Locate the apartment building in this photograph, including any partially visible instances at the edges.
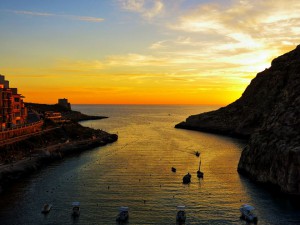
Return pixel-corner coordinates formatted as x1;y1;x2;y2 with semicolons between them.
0;74;27;129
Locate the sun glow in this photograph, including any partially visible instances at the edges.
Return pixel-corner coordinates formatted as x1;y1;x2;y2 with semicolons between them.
1;0;300;105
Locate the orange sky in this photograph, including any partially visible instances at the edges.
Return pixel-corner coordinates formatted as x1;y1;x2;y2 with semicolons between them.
1;0;299;105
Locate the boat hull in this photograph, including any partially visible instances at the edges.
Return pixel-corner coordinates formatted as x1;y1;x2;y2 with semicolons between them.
176;211;186;223
116;211;129;222
41;204;52;214
182;174;191;184
240;207;258;224
197;170;204;178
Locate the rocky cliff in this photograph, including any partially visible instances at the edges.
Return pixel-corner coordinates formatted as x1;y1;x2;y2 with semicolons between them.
175;45;300;194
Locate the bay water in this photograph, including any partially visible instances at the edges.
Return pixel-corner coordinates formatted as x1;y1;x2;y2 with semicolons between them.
0;105;299;225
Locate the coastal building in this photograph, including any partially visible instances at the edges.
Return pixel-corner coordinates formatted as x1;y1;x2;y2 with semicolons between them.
44;111;62;123
58;98;71;110
0;74;28;129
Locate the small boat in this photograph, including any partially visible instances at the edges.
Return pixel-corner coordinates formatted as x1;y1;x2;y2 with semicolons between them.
182;173;191;184
41;203;52;214
239;204;258;224
172;167;177;172
197;170;204;178
197;160;204;178
116;206;129;223
195;151;200;157
176;205;186;224
72;202;80;217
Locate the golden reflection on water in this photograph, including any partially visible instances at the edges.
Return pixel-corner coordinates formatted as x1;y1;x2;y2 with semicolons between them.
1;106;298;225
77;105;249;224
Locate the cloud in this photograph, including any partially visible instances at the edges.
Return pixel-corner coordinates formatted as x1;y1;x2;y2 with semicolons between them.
106;53;168;66
169;0;300;47
54;59;105;74
119;0;164;19
9;10;104;23
12;10;54;17
149;40;167;49
69;16;104;23
141;0;300;79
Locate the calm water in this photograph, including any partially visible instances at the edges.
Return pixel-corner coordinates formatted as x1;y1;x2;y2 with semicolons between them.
0;105;299;225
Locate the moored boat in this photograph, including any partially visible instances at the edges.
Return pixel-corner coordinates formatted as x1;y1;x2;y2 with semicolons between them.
197;160;204;178
116;206;129;223
72;202;80;217
176;205;186;224
182;173;191;184
41;203;52;214
197;170;204;178
240;204;258;224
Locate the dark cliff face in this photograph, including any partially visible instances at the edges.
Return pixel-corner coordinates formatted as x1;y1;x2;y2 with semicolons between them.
238;46;300;194
176;45;300;194
176;46;300;138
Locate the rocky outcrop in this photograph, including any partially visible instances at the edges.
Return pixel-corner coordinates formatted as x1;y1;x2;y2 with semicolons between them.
0;132;118;194
25;102;107;122
238;46;300;194
176;45;300;194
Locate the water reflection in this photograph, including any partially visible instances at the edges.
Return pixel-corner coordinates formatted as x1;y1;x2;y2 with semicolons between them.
0;105;299;225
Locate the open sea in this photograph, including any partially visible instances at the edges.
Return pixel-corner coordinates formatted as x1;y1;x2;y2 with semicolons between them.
0;104;299;225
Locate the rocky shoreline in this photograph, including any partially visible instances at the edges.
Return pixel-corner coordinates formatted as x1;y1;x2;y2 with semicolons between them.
25;102;108;122
0;133;117;194
175;45;300;195
0;104;118;194
0;134;118;193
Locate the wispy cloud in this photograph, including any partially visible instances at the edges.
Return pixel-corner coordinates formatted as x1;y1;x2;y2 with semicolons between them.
68;15;104;23
149;40;167;49
169;0;300;48
12;10;54;17
118;0;164;19
55;59;104;73
9;10;104;23
106;53;168;66
141;0;300;79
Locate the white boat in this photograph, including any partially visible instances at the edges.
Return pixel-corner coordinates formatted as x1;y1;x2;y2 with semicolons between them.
176;205;186;224
41;203;52;214
240;204;258;223
116;206;129;223
72;202;80;217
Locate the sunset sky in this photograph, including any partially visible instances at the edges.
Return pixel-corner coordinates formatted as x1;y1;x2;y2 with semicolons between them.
1;0;299;105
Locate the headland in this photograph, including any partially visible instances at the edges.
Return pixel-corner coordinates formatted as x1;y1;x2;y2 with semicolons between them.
175;45;300;195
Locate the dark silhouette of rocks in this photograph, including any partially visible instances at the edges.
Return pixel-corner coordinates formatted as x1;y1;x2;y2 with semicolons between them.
0;104;117;193
25;102;107;122
175;45;300;194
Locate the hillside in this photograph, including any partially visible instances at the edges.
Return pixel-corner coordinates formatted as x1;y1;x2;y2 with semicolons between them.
175;45;300;194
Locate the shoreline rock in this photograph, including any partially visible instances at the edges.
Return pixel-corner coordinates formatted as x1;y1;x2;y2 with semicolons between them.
0;104;117;194
25;102;108;122
175;45;300;195
0;133;118;194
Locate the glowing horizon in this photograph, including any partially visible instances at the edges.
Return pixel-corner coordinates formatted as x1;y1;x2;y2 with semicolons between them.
1;0;299;105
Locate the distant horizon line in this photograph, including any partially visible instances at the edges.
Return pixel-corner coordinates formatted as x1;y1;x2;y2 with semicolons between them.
25;102;224;107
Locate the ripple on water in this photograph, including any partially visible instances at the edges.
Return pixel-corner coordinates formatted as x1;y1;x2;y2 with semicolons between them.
0;105;299;225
